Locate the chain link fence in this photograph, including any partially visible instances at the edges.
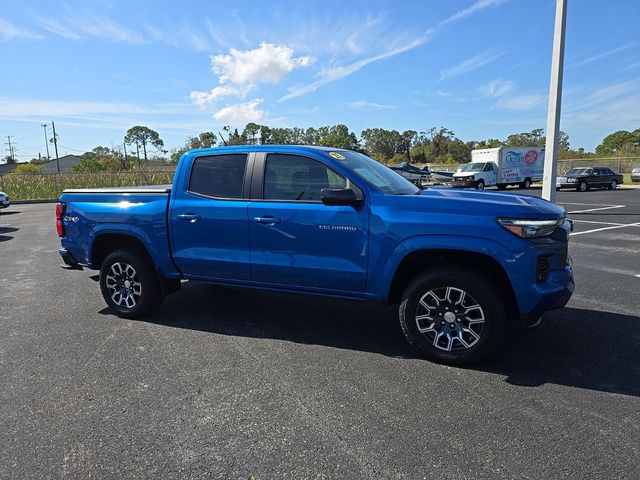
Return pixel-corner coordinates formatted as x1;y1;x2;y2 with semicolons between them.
0;170;176;201
424;157;640;174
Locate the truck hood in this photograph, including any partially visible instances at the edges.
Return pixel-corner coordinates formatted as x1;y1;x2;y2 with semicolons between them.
389;188;566;219
452;172;475;178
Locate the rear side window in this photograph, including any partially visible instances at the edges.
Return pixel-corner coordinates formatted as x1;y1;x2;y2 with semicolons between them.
263;154;346;201
189;154;247;199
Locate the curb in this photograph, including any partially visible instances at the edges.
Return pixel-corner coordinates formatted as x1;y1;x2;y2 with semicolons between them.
12;199;58;204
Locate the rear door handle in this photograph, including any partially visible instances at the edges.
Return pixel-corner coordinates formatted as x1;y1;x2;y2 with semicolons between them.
178;213;201;223
253;216;281;225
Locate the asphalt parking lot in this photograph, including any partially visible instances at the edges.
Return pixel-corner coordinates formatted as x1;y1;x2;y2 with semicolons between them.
1;188;639;479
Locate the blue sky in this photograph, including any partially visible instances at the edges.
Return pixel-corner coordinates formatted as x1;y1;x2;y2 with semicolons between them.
1;0;639;161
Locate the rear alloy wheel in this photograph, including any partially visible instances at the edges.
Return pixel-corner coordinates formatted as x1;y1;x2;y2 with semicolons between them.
475;180;485;191
99;248;164;318
578;180;589;192
609;179;618;190
399;267;506;365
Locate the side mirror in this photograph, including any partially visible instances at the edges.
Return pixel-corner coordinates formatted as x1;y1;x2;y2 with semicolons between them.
320;188;363;207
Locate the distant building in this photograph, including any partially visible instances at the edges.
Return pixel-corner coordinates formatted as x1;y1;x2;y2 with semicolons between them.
0;163;17;176
41;155;82;173
0;154;83;176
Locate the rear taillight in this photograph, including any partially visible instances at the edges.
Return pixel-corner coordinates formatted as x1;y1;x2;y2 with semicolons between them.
56;202;65;237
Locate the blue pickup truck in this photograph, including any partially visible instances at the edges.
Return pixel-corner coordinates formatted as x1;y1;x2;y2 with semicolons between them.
57;146;574;364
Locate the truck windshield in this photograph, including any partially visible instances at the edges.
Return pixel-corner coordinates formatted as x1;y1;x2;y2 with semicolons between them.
461;163;485;172
330;151;420;195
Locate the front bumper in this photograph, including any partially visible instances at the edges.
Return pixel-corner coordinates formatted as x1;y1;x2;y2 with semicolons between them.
517;265;574;328
452;179;478;188
631;173;640;182
0;201;9;209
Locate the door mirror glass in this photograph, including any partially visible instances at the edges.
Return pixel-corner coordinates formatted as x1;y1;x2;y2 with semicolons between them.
321;188;363;207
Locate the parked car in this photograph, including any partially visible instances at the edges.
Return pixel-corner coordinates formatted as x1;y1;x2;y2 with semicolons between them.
389;162;430;186
57;145;573;365
556;166;623;192
0;191;9;209
631;166;640;182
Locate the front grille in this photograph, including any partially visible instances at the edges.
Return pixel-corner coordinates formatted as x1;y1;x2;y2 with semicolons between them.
536;256;550;283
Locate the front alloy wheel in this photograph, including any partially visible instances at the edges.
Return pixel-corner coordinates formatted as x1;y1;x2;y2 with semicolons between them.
398;266;506;365
578;180;588;192
415;286;485;351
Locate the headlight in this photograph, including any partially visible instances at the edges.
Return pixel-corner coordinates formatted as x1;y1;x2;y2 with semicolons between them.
497;218;564;238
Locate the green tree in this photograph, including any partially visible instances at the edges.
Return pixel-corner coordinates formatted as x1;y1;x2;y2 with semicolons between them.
125;126;165;161
315;124;360;150
595;130;639;155
170;132;217;164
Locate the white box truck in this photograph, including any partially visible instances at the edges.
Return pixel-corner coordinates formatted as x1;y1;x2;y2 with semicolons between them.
452;147;544;190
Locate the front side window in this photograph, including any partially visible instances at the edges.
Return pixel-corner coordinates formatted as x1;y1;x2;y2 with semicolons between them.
264;154;347;201
189;154;247;198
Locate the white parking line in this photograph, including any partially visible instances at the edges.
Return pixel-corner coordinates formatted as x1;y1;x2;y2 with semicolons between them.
566;205;625;214
570;219;625;226
570;222;640;236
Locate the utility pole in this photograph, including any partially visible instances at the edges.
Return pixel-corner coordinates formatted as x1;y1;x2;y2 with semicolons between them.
51;121;60;173
5;136;16;163
41;123;51;160
541;0;568;202
123;140;128;169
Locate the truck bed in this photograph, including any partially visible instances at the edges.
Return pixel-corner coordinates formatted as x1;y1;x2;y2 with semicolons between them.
62;184;171;194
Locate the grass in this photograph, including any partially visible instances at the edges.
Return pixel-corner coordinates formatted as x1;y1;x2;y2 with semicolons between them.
0;171;175;201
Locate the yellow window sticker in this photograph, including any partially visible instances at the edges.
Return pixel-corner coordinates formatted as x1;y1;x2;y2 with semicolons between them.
328;152;345;160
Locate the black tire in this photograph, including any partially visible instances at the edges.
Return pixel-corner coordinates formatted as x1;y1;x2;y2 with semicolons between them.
497;184;507;190
475;180;485;190
556;186;561;192
519;178;532;189
398;266;507;365
609;179;618;190
99;248;164;319
577;180;588;192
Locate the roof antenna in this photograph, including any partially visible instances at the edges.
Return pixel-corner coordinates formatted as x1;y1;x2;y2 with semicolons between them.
217;131;228;146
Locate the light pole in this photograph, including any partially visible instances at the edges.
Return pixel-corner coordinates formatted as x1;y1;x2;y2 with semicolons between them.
541;0;568;202
41;123;51;160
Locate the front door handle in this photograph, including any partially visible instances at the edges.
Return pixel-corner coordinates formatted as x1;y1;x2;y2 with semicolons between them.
253;216;281;225
178;213;201;223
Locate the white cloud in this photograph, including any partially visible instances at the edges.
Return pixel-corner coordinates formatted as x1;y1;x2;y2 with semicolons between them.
35;16;81;40
479;79;515;97
0;97;194;117
565;81;638;113
347;101;394;110
440;0;508;25
37;13;146;44
191;43;314;109
190;84;255;107
212;42;314;85
0;17;43;41
497;94;546;111
570;41;640;67
146;24;211;52
280;32;434;101
213;99;265;124
279;0;510;102
440;49;504;80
